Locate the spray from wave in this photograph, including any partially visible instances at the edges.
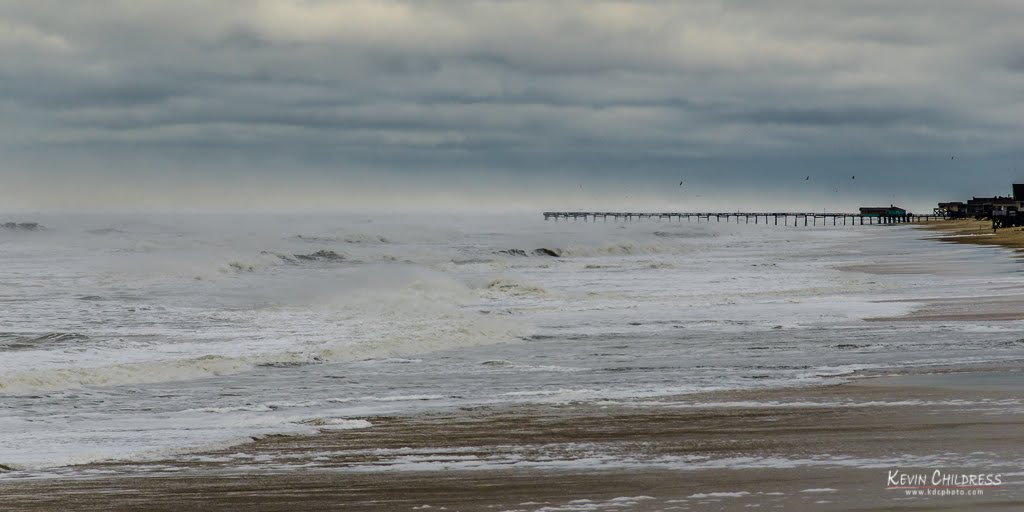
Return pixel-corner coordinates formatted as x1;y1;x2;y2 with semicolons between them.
0;264;524;395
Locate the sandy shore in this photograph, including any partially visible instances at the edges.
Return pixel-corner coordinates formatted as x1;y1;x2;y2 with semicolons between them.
917;219;1024;252
2;370;1022;511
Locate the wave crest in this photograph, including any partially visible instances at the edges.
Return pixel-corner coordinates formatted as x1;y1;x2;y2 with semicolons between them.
2;222;42;231
496;241;680;259
479;278;547;296
497;248;562;257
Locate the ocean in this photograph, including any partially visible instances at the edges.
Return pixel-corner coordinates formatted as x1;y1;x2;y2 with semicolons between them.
2;213;1022;476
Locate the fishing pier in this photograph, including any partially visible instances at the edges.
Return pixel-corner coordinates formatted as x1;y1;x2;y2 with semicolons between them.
542;212;947;226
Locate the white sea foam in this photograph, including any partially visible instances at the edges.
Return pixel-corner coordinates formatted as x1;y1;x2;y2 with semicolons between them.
0;265;523;395
309;419;373;430
218;451;998;475
189;404;275;413
364;394;447;402
688;492;750;498
0;356;255;395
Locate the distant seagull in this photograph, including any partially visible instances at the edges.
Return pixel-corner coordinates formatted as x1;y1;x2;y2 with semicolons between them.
805;176;810;180
679;181;684;186
951;156;955;160
851;175;855;180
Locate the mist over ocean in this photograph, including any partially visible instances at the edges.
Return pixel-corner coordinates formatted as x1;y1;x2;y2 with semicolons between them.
2;213;1023;475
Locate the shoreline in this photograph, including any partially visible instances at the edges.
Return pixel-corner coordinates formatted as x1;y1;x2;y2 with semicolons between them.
916;219;1024;253
2;368;1022;511
852;219;1024;322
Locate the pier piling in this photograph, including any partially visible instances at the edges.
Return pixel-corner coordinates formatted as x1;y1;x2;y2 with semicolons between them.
542;211;946;225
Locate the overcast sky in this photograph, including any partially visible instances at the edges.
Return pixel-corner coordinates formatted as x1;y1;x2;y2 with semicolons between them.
2;1;1023;211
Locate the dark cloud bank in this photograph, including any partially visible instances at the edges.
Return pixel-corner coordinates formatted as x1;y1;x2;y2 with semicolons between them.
1;1;1022;211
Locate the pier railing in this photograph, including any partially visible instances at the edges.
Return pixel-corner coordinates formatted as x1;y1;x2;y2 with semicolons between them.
542;212;947;226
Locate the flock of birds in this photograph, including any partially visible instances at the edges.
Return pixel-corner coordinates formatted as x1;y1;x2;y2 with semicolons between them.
579;156;966;204
673;174;858;195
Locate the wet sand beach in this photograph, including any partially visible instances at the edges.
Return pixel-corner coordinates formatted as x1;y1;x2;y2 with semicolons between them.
918;219;1024;252
3;370;1022;511
855;220;1024;322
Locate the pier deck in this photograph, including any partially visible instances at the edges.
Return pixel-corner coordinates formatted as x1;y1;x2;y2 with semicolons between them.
543;212;946;226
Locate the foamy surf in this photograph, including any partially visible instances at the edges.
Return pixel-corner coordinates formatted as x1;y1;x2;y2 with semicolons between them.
2;213;1023;474
0;303;522;395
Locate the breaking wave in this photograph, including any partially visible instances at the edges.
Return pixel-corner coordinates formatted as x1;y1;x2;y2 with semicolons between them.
476;278;547;296
30;332;89;343
293;250;345;261
2;222;42;231
221;249;349;273
260;249;347;263
0;332;89;351
86;227;126;235
498;248;563;257
0;267;524;395
295;234;392;244
496;241;682;259
0;355;255;395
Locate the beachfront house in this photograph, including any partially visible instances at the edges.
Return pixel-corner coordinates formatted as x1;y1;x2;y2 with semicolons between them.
936;202;967;218
966;196;1016;219
992;204;1018;217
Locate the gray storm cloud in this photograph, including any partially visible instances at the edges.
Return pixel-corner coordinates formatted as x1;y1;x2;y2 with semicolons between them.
1;1;1022;211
